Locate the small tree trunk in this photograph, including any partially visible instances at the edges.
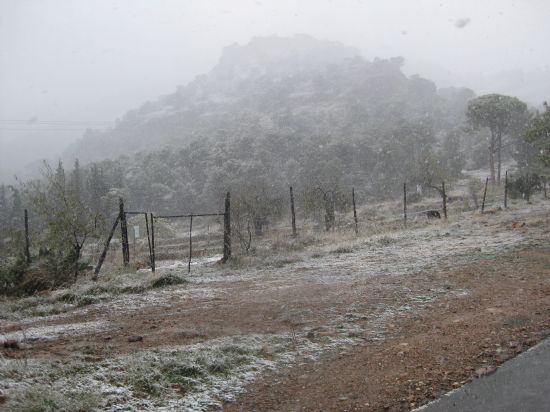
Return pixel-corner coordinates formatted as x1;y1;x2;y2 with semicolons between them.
324;193;335;231
481;177;489;213
497;131;502;185
352;188;358;235
403;183;407;225
74;244;81;278
119;198;129;266
150;213;156;272
222;192;231;263
188;214;193;273
489;131;496;184
94;216;120;278
442;181;447;219
144;213;153;271
290;186;297;237
504;170;508;208
24;209;31;265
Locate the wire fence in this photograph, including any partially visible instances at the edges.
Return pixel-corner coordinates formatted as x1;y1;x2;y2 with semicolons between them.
5;171;545;276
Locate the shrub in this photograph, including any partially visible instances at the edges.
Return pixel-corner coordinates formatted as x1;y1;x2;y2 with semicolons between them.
5;385;100;412
508;174;541;201
0;256;27;295
149;273;187;289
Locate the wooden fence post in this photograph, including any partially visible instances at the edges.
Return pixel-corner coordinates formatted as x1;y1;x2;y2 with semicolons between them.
442;181;447;219
290;186;297;238
144;213;153;271
222;192;231;263
24;209;31;265
504;170;508;208
403;183;407;225
150;212;156;272
93;216;120;279
119;198;130;266
188;214;193;273
352;187;358;235
481;177;489;213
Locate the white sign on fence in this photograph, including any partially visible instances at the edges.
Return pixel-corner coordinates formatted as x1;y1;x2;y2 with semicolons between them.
133;225;140;239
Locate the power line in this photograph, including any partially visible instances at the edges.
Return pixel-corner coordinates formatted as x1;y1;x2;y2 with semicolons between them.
0;119;114;125
0;128;93;132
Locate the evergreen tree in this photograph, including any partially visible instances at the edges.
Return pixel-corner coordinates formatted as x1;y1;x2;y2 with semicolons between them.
87;163;107;214
69;159;83;203
55;160;66;189
8;185;23;227
0;184;7;229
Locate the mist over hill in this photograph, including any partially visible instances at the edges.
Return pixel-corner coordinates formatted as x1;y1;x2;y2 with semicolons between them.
48;35;493;218
64;35;472;165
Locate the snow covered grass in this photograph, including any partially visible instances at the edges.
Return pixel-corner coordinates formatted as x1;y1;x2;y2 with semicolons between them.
1;193;547;409
0;271;188;322
0;281;474;411
0;332;357;411
4;385;100;412
0;321;112;344
2;190;546;328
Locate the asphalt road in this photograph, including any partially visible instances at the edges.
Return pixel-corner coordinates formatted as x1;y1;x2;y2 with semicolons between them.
418;338;550;412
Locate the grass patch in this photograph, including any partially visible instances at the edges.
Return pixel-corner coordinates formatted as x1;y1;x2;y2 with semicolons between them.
331;246;354;254
149;273;187;289
377;236;397;246
270;256;302;268
5;385;100;412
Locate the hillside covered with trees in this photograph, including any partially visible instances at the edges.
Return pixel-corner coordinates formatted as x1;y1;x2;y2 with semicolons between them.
1;35;547;288
58;35;482;212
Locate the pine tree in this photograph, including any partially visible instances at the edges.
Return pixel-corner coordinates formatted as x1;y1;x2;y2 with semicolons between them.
8;185;23;227
55;160;66;189
0;184;7;228
70;159;83;203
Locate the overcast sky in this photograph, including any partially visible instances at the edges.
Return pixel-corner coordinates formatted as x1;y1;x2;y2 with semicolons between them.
1;0;549;177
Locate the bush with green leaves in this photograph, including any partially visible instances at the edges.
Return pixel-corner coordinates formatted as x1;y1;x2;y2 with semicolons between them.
26;161;104;279
0;255;27;295
507;174;542;201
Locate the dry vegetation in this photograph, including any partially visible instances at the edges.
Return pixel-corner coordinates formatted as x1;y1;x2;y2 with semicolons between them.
1;179;549;411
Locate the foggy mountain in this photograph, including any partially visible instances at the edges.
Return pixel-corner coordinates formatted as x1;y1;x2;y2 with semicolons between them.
64;35;472;165
3;5;550;408
51;35;487;217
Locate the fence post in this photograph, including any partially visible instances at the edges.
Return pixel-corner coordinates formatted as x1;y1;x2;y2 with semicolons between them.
403;183;407;225
352;187;358;235
504;170;508;208
24;209;31;265
290;186;297;238
188;214;193;273
119;198;130;266
93;216;120;279
222;192;231;263
481;177;489;213
150;212;156;272
144;213;153;271
442;181;447;219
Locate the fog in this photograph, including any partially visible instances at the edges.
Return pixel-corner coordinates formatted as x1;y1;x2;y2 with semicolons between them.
1;0;549;181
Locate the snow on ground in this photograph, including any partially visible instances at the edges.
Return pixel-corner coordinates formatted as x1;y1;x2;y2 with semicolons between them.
1;333;357;411
0;320;112;344
1;194;548;410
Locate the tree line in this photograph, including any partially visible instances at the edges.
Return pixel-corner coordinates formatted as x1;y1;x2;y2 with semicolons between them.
1;94;549;295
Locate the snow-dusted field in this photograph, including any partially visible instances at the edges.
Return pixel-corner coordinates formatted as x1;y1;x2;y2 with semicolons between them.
1;193;548;411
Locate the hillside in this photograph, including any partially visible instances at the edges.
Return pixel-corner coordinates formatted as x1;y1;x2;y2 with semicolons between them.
64;35;473;165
